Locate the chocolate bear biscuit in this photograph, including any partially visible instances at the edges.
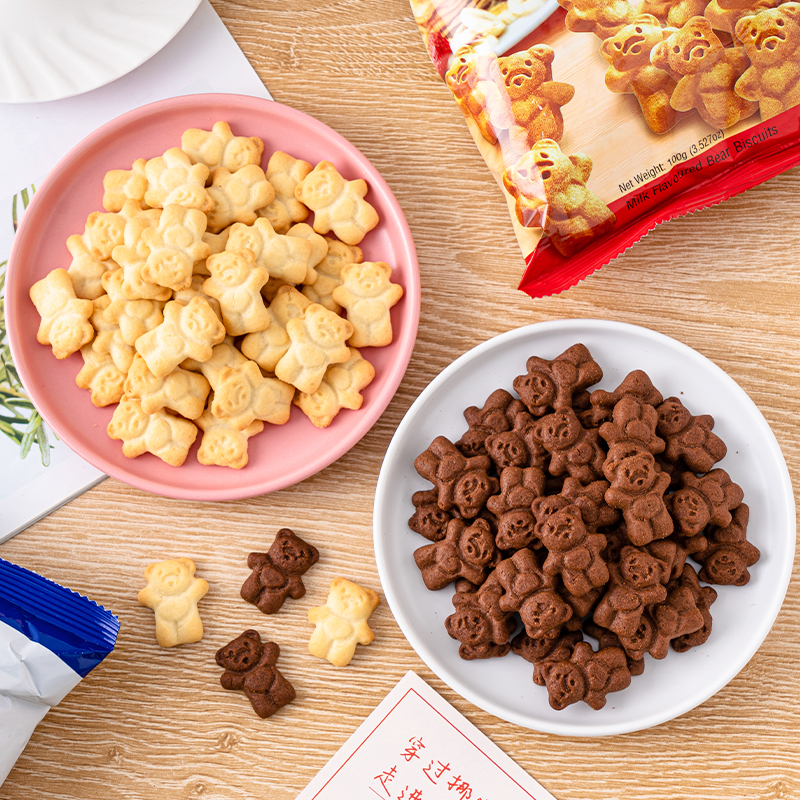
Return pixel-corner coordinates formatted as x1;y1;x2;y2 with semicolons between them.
696;502;760;585
503;141;616;257
670;564;718;652
650;16;758;129
599;395;665;455
495;548;558;613
540;641;632;710
600;14;680;134
583;370;664;428
669;469;744;537
408;489;452;542
513;343;604;416
414;518;498;590
582;619;645;676
656;396;727;473
216;630;296;718
457;388;526;457
414;435;499;517
240;529;320;615
530;629;585;685
647;582;705;658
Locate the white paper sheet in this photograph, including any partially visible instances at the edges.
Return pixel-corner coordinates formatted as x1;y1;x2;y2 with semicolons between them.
297;671;558;800
0;0;271;544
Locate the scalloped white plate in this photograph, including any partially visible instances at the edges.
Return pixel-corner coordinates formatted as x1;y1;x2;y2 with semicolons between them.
374;320;795;736
0;0;201;103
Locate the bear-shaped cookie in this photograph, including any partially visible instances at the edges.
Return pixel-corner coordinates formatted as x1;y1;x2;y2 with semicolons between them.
137;557;209;647
650;16;758;129
557;0;638;38
294;161;379;246
206;164;275;233
258;150;313;233
503;140;616;257
638;0;709;28
215;630;296;718
735;3;800;122
196;408;263;469
308;577;380;666
144;147;213;213
181;121;265;174
600;14;680;133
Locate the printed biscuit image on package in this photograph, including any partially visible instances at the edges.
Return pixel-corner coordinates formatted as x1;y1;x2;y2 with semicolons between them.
411;0;800;297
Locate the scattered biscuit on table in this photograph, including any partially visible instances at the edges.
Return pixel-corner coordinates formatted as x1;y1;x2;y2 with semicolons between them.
137;557;209;647
308;577;380;666
216;630;296;718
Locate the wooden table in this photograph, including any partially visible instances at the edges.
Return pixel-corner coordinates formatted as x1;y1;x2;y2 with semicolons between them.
3;2;800;798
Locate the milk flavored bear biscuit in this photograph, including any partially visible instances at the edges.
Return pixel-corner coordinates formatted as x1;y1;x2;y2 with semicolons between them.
108;396;199;465
275;303;355;394
637;0;709;28
704;0;778;34
75;345;127;407
600;14;680;133
124;353;211;419
90;295;135;373
225;218;312;285
308;577;380;666
30;269;95;359
181;121;264;174
202;249;271;336
103;298;165;346
206;165;275;233
294;161;379;245
259;151;313;233
735;3;800;120
286;222;328;285
301;237;363;313
557;0;638;38
650;17;758;129
138;557;209;647
183;340;249;387
66;234;115;301
503;140;616;257
293;347;375;428
240;285;312;372
488;44;575;153
144;147;213;213
196;408;264;469
103;251;172;303
103;158;148;212
141;204;211;292
332;261;404;348
172;274;223;322
210;360;295;430
135;296;226;378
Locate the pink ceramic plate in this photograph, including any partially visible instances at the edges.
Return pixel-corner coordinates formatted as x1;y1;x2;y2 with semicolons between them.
6;94;420;501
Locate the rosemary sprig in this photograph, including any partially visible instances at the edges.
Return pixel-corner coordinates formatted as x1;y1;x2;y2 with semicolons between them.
0;184;52;466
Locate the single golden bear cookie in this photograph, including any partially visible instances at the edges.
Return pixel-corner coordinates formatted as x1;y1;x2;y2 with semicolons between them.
225;218;313;285
107;395;198;466
30;269;95;359
75;344;127;407
301;237;363;313
103;298;165;346
294;161;379;246
137;557;209;647
182;340;249;387
141;204;211;292
275;303;355;394
171;274;223;322
124;353;211;420
103;158;148;212
144;147;213;213
704;0;778;35
637;0;709;28
206;165;275;234
181;121;265;174
331;261;403;348
90;295;135;374
259;150;313;233
103;253;172;303
735;3;800;121
210;359;295;430
307;577;380;666
135;296;227;378
202;249;271;336
557;0;638;38
196;408;264;469
294;348;375;428
650;16;758;129
503;140;616;257
240;285;312;372
66;233;114;301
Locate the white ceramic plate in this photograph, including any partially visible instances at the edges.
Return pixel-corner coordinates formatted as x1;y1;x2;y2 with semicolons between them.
373;320;795;736
0;0;201;103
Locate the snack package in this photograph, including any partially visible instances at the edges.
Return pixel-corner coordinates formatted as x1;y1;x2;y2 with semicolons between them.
0;557;119;786
411;0;800;297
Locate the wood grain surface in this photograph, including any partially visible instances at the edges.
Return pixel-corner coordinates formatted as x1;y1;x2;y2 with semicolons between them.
3;2;800;798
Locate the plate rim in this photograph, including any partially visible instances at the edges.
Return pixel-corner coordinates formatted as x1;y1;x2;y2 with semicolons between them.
373;318;796;736
5;92;420;500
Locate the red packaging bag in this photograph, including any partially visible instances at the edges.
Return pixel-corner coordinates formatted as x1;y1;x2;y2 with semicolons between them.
410;0;800;297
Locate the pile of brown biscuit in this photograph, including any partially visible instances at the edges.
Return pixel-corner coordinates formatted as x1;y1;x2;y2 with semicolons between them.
407;343;760;712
